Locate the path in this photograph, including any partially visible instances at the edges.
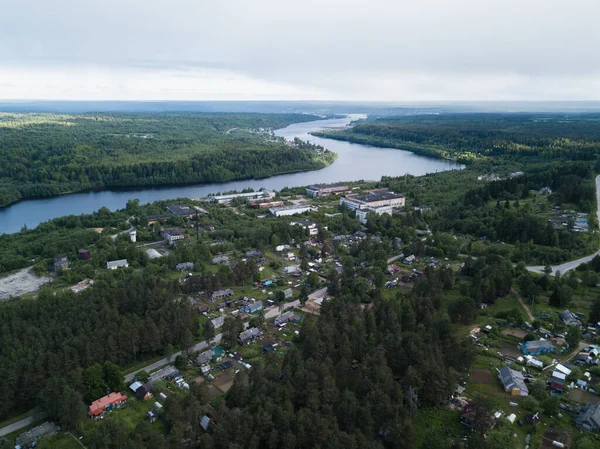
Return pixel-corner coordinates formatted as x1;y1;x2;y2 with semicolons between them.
542;341;587;371
124;333;222;382
512;288;534;322
527;175;600;276
0;416;34;437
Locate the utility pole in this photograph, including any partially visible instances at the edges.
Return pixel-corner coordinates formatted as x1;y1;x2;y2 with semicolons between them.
196;211;199;241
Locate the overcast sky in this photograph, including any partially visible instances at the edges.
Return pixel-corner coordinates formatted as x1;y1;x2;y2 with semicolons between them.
0;0;598;101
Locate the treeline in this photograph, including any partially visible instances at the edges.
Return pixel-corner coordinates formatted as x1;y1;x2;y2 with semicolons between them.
0;112;334;207
0;272;197;420
314;113;600;164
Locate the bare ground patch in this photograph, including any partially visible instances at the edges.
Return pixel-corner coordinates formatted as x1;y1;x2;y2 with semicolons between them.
499;341;522;358
501;328;528;339
0;267;52;300
471;369;494;384
568;389;600;403
540;427;571;449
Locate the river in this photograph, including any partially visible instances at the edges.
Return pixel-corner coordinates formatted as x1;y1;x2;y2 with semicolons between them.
0;115;462;234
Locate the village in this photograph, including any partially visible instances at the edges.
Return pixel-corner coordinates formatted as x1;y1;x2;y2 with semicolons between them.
4;180;600;449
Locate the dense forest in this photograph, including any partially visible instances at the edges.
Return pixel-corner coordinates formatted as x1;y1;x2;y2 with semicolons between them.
315;113;600;164
0;113;335;207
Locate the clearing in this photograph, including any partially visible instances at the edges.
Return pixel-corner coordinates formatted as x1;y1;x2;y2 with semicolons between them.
0;267;52;300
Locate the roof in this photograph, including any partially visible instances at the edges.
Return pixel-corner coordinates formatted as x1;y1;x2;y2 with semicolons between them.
166;205;192;216
239;327;263;341
560;309;579;326
88;392;128;416
106;259;128;268
551;371;567;381
275;310;300;325
554;364;572;376
576;403;600;429
129;381;143;392
498;366;528;394
211;315;225;329
306;183;348;190
16;422;59;448
196;349;214;365
148;365;179;383
353;190;405;204
524;339;554;351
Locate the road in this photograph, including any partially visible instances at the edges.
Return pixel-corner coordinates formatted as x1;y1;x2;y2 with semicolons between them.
124;333;222;382
542;341;588;371
511;288;534;322
527;175;600;276
0;416;34;437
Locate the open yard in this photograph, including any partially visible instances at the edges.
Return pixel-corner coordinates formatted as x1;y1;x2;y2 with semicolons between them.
0;267;52;300
500;341;523;358
502;328;528;339
568;388;600;404
471;368;495;385
540;427;572;449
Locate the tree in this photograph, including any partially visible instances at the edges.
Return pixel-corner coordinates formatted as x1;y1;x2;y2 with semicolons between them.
522;396;540;413
203;319;216;344
102;361;124;392
566;326;581;348
542;396;560;416
174;354;188;371
57;386;87;429
300;259;309;271
82;364;105;403
590;298;600;324
299;285;309;307
181;329;194;354
549;285;573;307
528;380;547;401
574;436;599;449
222;316;244;349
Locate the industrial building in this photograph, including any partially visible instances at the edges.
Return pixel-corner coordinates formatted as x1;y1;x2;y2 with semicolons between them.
355;205;395;224
305;183;349;197
210;191;269;204
269;205;312;217
340;190;405;211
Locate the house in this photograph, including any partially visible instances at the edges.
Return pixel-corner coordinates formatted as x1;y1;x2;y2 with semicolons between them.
176;262;195;271
88;392;128;418
305;183;348;197
554;364;572;377
212;255;230;265
269;205;312;217
200;415;211;431
211;315;225;329
148;366;180;383
284;288;293;299
275;244;291;252
212;346;224;361
403;255;417;265
106;259;129;270
209;289;234;302
15;422;60;449
246;250;262;258
340;190;405;211
575;403;600;431
240;301;263;314
238;327;264;345
78;249;91;260
196;349;214;366
54;255;69;272
129;381;143;393
520;339;554;355
161;229;185;245
284;265;299;274
274;311;301;327
526;358;543;369
498;366;529;396
146;410;159;423
290;219;319;236
136;382;153;401
560;309;580;327
549;371;567;392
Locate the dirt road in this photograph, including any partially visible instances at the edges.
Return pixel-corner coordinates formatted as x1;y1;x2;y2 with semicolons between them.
511;288;534;322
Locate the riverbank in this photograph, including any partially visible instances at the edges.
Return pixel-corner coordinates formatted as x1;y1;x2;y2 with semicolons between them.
312;129;474;164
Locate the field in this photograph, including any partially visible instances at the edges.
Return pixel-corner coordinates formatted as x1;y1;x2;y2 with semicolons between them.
471;368;495;385
567;389;600;404
539;427;572;449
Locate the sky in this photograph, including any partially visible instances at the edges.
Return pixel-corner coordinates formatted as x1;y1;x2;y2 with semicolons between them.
0;0;598;101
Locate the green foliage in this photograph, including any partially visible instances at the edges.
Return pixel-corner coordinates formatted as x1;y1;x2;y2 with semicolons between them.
0;112;333;207
566;326;582;348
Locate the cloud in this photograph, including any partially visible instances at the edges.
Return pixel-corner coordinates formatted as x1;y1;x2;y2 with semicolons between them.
0;0;598;100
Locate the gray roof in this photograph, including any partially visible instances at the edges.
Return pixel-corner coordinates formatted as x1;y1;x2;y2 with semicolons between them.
16;422;59;448
239;327;263;342
498;366;528;394
196;349;214;365
560;310;579;326
576;403;600;430
524;339;554;350
106;259;128;268
148;365;179;383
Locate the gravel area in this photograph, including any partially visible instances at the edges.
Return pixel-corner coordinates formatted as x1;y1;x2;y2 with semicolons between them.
0;267;52;300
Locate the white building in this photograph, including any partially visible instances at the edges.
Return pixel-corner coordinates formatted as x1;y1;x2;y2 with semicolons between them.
269;205;312;217
129;229;137;243
355;205;395;224
106;259;129;270
163;229;185;245
340;190;405;211
210;191;269;204
290;219;318;235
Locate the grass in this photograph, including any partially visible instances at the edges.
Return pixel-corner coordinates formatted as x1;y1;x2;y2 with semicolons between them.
412;407;464;447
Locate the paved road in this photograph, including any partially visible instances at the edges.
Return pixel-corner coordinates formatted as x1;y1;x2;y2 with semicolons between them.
124;333;222;382
527;175;600;276
0;416;34;437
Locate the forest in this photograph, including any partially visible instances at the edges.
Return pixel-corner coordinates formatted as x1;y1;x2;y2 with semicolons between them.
314;113;600;164
0;112;335;207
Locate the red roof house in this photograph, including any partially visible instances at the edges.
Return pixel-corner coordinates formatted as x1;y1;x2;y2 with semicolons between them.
88;392;128;418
